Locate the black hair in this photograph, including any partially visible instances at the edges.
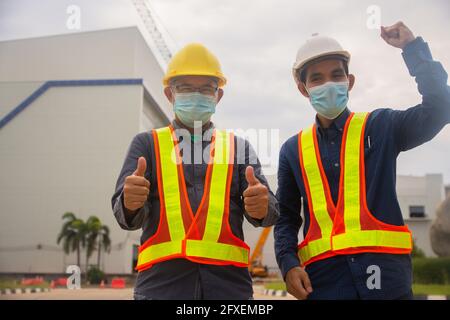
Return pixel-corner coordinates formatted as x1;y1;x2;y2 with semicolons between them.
299;56;349;84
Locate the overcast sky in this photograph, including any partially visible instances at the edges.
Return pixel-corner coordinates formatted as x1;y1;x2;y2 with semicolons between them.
1;0;449;183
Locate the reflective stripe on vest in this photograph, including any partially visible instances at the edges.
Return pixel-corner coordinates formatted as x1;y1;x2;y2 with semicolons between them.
298;112;412;266
298;125;333;263
136;127;185;266
185;129;248;264
136;126;249;271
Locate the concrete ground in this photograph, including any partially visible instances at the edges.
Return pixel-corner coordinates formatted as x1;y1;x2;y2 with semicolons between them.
0;287;295;300
1;288;134;300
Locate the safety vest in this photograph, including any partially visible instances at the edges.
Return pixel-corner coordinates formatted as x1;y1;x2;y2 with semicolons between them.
297;112;412;267
136;125;250;272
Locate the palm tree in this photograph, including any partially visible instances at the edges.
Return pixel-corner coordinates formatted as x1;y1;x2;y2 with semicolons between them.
85;216;98;272
58;213;112;276
57;212;87;268
96;224;111;268
85;216;111;269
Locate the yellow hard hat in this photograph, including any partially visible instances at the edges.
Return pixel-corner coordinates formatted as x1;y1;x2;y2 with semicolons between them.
163;43;227;87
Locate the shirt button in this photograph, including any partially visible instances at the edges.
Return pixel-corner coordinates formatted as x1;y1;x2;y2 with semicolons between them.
334;163;339;167
331;141;335;145
350;257;355;263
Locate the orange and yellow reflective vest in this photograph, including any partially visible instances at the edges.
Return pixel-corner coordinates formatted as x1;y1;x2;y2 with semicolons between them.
297;112;412;267
136;125;250;272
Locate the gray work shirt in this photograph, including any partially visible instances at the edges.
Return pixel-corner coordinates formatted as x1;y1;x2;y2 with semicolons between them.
111;120;279;299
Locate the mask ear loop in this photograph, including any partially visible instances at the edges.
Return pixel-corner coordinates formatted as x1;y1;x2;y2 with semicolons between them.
210;81;220;102
346;80;350;99
304;82;317;103
170;85;178;105
305;85;311;98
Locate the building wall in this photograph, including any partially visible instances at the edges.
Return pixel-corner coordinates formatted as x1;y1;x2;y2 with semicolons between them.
397;174;445;257
0;27;171;275
0;26;172;121
0;83;145;273
133;28;173;121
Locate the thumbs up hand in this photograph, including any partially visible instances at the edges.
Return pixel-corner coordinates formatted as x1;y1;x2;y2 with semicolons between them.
133;156;147;177
124;156;150;212
243;166;269;220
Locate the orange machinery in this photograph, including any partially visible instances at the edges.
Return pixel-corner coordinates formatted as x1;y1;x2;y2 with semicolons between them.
248;226;272;277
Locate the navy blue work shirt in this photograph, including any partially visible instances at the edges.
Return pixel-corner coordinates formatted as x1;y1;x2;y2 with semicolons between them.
274;37;450;299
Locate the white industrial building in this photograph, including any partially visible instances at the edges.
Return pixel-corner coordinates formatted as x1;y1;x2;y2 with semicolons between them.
396;173;445;257
0;26;172;275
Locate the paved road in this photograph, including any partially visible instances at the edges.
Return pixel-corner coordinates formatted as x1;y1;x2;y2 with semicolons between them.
1;288;134;300
0;287;295;300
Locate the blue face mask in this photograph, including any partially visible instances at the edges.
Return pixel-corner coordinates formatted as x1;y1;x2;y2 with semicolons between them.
307;81;349;120
173;92;217;128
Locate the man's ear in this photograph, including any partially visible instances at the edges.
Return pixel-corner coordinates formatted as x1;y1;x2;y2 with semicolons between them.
217;88;224;103
164;86;174;103
348;74;355;92
298;82;310;98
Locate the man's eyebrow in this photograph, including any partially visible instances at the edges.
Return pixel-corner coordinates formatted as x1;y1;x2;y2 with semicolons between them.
308;72;322;79
175;83;216;88
331;68;345;74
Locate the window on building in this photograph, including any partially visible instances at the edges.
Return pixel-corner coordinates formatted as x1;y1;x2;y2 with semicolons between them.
409;206;426;218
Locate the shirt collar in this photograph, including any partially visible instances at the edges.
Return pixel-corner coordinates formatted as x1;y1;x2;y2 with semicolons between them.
171;119;215;142
315;108;351;134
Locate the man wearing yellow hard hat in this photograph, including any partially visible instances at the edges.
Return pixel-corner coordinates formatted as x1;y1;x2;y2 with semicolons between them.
112;43;279;299
275;22;450;299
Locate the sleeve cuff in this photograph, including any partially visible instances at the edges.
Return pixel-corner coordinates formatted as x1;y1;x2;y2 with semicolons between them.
402;37;432;76
245;193;279;227
113;191;146;230
280;255;301;280
261;193;279;227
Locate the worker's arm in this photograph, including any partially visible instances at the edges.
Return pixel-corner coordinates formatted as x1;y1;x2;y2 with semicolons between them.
111;132;153;230
381;23;450;151
237;136;279;227
274;140;313;299
274;140;303;278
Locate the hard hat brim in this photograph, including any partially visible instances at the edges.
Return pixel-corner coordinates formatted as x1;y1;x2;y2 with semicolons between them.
292;51;351;84
293;50;351;71
163;72;227;87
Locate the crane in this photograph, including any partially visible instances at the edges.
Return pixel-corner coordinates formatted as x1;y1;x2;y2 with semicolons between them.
249;226;272;278
131;0;172;64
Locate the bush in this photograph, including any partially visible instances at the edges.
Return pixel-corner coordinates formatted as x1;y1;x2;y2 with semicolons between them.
411;238;425;258
87;266;106;284
413;258;450;284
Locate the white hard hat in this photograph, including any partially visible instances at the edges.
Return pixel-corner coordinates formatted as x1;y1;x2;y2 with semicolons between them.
292;34;351;85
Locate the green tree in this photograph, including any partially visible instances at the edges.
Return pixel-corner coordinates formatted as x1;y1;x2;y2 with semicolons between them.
96;223;111;268
58;213;111;276
85;216;111;269
57;212;87;267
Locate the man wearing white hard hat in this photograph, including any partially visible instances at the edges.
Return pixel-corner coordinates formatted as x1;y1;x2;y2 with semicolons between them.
274;22;450;299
